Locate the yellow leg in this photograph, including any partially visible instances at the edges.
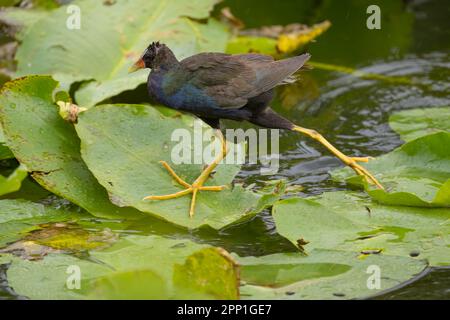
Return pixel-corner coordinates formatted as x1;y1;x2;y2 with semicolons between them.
143;129;229;217
292;126;384;189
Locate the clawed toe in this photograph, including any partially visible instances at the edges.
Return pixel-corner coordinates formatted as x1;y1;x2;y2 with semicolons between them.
351;156;374;163
143;160;227;217
347;160;384;190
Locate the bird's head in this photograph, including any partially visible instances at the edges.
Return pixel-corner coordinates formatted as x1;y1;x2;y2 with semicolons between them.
129;41;176;72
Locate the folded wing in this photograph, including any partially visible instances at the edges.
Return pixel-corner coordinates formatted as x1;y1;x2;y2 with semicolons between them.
180;52;311;108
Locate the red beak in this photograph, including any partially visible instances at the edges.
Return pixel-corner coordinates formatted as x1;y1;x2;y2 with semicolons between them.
128;58;145;73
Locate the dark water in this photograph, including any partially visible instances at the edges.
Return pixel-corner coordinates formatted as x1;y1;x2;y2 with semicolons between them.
0;0;449;300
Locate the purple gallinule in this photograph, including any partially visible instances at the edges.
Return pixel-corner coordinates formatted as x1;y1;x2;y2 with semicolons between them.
130;42;383;217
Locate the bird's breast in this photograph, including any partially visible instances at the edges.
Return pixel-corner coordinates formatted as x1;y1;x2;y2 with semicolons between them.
148;72;218;113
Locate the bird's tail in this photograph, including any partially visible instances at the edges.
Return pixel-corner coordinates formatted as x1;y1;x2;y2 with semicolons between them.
279;54;313;85
249;108;295;130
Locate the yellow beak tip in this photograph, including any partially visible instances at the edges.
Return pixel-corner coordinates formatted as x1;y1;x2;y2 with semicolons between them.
128;66;139;74
128;58;145;74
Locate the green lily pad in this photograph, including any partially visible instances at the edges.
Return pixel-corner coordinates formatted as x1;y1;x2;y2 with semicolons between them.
173;247;239;300
25;223;117;252
0;76;143;219
237;249;426;300
226;21;331;56
0;7;50;40
87;269;171;300
89;246;239;300
389;107;450;142
332;132;450;207
0;127;14;160
1;235;240;299
0;253;110;299
0;164;27;196
226;36;278;56
272;191;450;266
75;104;262;229
0;199;82;247
0;223;117;261
0;145;14;160
9;0;229;107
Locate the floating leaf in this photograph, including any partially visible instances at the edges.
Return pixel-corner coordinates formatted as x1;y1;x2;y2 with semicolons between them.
0;176;51;201
0;199;82;247
276;21;331;54
9;0;229;107
226;21;331;56
25;223;116;252
0;253;110;299
0;127;14;160
0;144;14;160
1;235;240;299
0;164;27;196
272;192;450;266
0;76;143;219
0;222;116;261
173;247;239;299
0;8;50;40
238;249;426;299
89;246;239;300
389;107;450;142
93;241;239;300
75;104;262;229
332;132;450;207
226;36;278;56
87;270;171;300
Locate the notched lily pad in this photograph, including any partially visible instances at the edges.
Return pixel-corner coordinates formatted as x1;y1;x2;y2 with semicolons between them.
173;247;240;300
1;235;241;299
75;104;266;229
237;249;426;299
332;132;450;208
272;191;450;266
389;107;450;142
0;75;144;219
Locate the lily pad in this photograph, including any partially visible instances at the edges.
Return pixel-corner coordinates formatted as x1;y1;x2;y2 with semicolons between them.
0;7;50;40
389;107;450;142
226;21;331;56
0;127;14;160
75;104;262;229
332;132;450;207
0;253;110;299
0;164;27;196
9;0;229;107
0;144;14;160
0;76;143;219
237;249;426;300
87;269;172;300
272;192;450;266
89;245;239;300
0;223;117;261
1;235;240;299
0;199;82;247
173;247;239;300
